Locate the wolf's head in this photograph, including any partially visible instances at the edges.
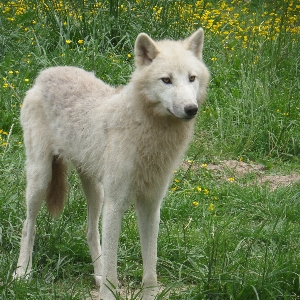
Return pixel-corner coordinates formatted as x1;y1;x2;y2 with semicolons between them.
132;28;210;120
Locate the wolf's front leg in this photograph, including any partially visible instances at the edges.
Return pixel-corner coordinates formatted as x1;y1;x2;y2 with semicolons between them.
136;199;161;300
80;174;104;286
99;200;124;300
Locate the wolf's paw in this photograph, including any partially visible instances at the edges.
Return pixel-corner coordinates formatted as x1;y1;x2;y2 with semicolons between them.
142;286;158;300
12;267;30;280
94;275;102;286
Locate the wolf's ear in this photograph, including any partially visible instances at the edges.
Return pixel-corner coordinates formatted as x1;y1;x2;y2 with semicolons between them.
184;28;204;60
134;33;160;67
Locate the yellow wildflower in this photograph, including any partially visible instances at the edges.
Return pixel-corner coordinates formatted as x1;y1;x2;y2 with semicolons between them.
204;189;209;195
208;203;214;211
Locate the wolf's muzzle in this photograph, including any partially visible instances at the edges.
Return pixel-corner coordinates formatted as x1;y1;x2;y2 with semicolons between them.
184;105;198;117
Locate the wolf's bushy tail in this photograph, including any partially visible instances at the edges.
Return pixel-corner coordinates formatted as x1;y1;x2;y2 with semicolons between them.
46;155;68;218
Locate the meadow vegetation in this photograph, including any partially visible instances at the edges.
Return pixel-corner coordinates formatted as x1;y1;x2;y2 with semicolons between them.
0;0;300;299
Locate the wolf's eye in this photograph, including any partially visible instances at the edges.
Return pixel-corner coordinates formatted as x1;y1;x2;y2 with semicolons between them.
161;78;172;84
189;75;196;82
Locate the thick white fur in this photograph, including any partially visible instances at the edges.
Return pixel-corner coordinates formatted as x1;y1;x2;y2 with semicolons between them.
14;29;210;299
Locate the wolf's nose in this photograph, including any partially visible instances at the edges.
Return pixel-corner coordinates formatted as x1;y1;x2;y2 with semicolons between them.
184;105;198;116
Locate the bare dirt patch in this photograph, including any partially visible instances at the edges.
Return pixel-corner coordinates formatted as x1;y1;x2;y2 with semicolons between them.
183;159;300;190
86;289;99;300
259;173;300;190
206;159;265;175
86;286;159;300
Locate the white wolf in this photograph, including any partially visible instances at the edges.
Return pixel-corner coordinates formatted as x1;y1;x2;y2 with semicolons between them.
14;28;209;299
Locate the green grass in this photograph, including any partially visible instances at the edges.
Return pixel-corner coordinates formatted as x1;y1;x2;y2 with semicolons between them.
1;0;300;299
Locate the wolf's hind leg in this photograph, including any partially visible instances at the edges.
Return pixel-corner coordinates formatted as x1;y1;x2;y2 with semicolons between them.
79;174;103;286
14;156;52;279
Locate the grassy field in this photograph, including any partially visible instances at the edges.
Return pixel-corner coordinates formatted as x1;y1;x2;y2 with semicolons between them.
1;0;300;299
